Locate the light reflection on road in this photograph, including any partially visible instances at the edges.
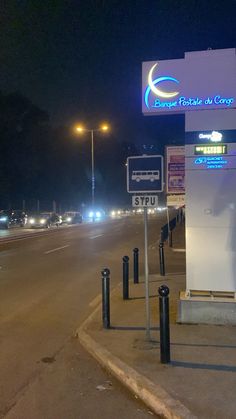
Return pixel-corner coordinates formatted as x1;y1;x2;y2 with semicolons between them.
0;227;53;239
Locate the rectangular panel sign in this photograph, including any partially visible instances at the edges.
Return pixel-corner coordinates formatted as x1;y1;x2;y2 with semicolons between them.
166;146;185;194
186;155;236;170
127;155;163;193
132;195;158;207
142;48;236;115
167;194;185;207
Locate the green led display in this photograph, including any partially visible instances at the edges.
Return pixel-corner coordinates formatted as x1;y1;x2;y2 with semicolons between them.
194;144;227;155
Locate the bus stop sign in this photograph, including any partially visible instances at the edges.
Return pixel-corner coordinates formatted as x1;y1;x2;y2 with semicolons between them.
127;155;163;193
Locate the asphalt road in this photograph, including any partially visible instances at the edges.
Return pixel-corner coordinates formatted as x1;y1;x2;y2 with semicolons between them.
0;214;169;418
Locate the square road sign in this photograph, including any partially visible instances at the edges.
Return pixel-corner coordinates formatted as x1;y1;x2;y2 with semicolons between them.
127;155;163;193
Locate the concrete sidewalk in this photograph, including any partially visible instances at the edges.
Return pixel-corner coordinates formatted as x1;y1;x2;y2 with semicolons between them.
77;226;236;418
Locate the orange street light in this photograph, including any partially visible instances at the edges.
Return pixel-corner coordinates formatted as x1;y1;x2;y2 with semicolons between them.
74;123;110;219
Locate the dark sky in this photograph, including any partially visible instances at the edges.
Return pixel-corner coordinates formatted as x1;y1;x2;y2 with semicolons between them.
1;0;236;146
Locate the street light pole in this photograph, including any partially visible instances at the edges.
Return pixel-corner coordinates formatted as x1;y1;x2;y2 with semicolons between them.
91;129;95;216
74;123;109;222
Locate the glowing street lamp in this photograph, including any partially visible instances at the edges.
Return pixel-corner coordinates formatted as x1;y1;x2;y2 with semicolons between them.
75;123;110;219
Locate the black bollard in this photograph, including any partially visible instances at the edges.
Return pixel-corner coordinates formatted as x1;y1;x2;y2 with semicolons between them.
158;285;170;364
160;227;164;243
133;248;139;284
102;268;110;329
159;242;165;276
169;230;173;248
123;256;129;300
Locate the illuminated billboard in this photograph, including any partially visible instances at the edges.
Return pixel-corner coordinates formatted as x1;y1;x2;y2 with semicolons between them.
142;48;236;115
166;146;185;194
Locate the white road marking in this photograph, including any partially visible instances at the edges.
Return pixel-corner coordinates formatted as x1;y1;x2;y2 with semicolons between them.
89;234;103;239
172;248;186;252
44;245;70;254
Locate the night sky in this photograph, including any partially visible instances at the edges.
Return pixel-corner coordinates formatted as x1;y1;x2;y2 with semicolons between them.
0;0;236;210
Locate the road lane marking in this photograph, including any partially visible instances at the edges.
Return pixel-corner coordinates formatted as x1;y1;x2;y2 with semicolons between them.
44;245;70;254
89;235;103;239
172;248;186;252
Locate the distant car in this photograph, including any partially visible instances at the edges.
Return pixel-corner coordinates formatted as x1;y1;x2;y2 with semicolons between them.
26;212;61;228
84;208;106;222
0;210;27;229
61;211;83;225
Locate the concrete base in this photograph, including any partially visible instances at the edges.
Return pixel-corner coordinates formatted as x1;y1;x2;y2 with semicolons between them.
177;291;236;325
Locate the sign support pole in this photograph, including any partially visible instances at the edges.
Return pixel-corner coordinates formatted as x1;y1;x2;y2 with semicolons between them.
144;206;150;340
166;206;170;246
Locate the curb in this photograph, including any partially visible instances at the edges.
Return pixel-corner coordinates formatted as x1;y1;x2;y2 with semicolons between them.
76;304;196;419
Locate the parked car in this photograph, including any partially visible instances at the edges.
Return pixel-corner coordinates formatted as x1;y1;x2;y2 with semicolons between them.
26;212;61;228
0;210;27;229
61;211;83;225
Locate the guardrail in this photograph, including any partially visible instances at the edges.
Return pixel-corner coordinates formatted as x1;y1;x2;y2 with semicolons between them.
160;216;177;245
159;212;183;275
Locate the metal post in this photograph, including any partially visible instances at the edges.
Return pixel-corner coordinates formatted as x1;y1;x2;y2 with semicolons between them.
166;207;171;246
133;248;139;284
169;230;173;248
144;207;150;340
158;285;170;364
123;256;129;300
159;241;165;276
102;268;110;329
91;130;95;221
180;208;183;224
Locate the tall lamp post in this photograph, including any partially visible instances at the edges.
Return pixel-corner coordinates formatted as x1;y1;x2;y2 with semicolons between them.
75;123;109;219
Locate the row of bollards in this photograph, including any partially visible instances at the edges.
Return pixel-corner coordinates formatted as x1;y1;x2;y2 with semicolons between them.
123;244;165;285
101;265;171;364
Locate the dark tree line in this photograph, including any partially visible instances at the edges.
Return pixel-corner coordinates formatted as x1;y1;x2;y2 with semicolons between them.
0;92;136;211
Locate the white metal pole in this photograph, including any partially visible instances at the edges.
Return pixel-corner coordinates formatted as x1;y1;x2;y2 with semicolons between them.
144;206;150;340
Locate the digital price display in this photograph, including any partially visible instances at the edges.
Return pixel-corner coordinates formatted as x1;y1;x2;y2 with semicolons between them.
194;144;227;155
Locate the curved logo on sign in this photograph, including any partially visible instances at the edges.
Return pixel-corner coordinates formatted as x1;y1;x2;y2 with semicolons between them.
144;63;180;109
195;157;207;165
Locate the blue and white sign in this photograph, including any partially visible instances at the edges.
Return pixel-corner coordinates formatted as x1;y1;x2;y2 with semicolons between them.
142;48;236;115
127;155;163;193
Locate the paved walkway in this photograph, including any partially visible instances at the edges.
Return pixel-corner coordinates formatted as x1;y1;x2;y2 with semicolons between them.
78;225;236;418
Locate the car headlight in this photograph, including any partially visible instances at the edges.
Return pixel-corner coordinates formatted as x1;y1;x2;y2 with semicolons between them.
66;217;72;222
0;217;7;222
96;211;101;218
110;211;116;217
88;211;94;218
40;219;46;224
29;218;35;224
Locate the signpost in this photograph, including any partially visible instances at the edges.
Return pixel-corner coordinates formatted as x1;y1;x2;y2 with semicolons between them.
128;155;163;340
